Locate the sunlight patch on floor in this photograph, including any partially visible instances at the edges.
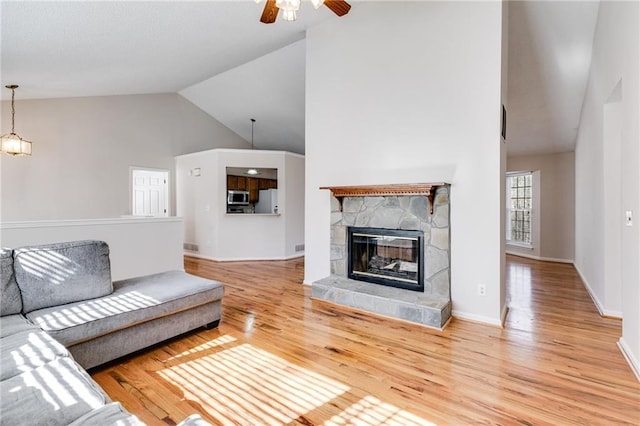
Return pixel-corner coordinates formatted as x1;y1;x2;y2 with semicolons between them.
507;263;533;309
167;334;237;360
158;342;349;425
506;262;536;334
325;395;436;426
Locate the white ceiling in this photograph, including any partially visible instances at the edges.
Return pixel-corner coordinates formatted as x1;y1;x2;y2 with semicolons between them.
180;39;306;154
1;1;600;157
506;1;599;156
0;1;334;99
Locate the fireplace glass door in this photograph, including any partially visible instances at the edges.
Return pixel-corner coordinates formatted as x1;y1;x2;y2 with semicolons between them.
348;227;424;291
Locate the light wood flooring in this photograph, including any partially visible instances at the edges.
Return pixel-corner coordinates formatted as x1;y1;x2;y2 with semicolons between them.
91;255;640;425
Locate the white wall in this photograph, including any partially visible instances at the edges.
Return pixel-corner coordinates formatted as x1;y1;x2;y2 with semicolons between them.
0;93;248;221
507;152;575;263
500;0;509;323
284;153;305;256
0;217;183;281
574;1;639;378
603;100;622;317
305;2;506;324
176;149;305;261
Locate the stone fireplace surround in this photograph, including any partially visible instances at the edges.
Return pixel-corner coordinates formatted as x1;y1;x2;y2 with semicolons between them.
312;183;451;329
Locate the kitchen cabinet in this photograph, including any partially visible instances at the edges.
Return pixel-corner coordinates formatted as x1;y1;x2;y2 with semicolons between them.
228;175;276;202
237;176;248;190
227;175;249;191
258;178;278;190
227;175;238;190
258;178;270;190
248;177;259;203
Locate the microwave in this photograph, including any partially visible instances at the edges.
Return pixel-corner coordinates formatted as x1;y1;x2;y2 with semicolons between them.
227;190;249;205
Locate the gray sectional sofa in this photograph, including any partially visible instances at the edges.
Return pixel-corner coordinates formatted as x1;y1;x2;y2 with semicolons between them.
0;240;223;425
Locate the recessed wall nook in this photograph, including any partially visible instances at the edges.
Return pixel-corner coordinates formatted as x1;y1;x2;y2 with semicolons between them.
312;183;451;329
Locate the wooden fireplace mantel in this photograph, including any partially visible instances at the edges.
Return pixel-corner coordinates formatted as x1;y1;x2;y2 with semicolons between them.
320;183;447;214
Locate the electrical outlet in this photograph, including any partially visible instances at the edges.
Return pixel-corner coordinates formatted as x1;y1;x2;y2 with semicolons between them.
478;284;486;296
625;210;633;227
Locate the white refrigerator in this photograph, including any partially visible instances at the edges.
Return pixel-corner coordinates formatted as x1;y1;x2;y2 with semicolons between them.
255;189;278;214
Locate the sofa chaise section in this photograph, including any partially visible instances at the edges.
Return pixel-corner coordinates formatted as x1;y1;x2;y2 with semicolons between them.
13;241;224;370
27;270;224;369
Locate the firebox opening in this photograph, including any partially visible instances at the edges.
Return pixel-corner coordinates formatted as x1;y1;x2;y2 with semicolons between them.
347;227;424;292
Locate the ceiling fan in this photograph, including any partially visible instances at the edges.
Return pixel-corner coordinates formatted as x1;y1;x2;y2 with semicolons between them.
259;0;351;24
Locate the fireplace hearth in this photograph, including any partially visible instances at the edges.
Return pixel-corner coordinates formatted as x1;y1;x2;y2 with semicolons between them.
313;183;452;329
348;227;424;291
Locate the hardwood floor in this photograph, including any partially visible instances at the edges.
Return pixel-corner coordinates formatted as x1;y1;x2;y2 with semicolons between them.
91;255;640;425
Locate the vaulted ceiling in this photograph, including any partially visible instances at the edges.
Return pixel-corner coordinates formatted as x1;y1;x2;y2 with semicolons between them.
1;1;599;156
506;1;599;156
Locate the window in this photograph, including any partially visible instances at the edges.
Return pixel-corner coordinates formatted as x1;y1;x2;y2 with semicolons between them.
506;172;532;245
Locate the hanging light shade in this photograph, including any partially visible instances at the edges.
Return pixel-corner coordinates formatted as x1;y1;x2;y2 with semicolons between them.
1;85;32;156
276;0;300;21
281;8;297;21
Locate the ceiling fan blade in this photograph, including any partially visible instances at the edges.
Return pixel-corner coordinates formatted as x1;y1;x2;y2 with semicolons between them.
324;0;351;17
260;0;279;24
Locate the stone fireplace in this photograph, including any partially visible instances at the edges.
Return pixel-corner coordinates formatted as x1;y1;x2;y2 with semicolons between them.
312;183;451;328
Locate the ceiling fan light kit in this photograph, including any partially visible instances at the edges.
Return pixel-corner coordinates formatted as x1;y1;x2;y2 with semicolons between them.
282;9;297;21
259;0;350;24
1;85;33;156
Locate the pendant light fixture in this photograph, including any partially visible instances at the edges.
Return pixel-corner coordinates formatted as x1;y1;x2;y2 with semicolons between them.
247;118;259;176
1;85;32;156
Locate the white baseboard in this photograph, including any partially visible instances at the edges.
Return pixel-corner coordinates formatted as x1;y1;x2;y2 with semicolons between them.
573;263;623;319
184;252;304;262
618;338;640;382
506;250;573;264
452;310;503;327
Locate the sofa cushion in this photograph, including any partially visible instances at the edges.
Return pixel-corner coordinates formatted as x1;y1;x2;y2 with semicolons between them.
26;271;224;347
0;326;70;381
1;248;22;315
0;356;108;425
13;240;113;313
68;402;144;426
0;314;39;339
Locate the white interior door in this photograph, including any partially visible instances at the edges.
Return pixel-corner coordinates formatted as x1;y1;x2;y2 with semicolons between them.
132;169;169;217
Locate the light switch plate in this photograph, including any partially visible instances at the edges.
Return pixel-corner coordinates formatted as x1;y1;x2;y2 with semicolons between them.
625;210;633;227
